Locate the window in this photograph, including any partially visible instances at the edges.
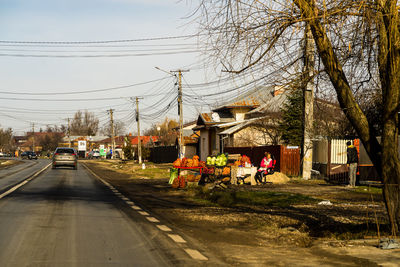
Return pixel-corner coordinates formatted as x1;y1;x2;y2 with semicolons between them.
56;148;75;154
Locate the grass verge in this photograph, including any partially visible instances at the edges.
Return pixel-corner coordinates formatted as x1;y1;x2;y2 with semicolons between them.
190;187;319;208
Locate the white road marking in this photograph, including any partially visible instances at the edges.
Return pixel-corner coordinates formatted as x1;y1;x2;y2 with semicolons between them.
138;211;149;216
184;249;208;261
121;197;129;201
167;234;186;243
0;163;51;200
146;217;160;223
126;201;134;205
83;163;208;261
156;225;172;232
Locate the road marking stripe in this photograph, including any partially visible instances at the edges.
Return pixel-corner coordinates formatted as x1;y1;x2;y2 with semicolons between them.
167;234;186;243
184;249;208;261
83;163;208;261
121;197;129;201
146;217;160;223
156;225;172;232
126;201;134;205
138;211;149;216
0;163;51;199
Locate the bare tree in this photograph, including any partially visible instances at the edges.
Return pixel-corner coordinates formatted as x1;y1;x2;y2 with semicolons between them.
196;0;400;233
144;118;179;146
70;110;99;136
0;127;14;153
100;120;126;137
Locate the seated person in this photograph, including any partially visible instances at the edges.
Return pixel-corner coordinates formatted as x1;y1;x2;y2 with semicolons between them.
255;152;273;184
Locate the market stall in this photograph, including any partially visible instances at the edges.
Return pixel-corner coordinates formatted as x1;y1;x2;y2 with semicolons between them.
169;153;257;188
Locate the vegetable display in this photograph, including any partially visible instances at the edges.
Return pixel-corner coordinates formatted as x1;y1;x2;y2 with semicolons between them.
206;153;228;166
173;156;205;168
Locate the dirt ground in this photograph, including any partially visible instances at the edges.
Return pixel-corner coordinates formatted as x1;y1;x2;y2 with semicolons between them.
83;160;400;266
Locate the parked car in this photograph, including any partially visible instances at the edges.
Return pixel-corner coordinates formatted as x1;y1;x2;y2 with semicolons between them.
106;151;120;159
52;147;78;169
88;150;101;159
21;151;38;160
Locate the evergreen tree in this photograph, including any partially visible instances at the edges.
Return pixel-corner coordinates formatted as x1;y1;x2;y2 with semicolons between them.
279;89;303;146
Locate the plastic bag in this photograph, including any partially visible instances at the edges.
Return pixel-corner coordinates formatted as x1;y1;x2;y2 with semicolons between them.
169;168;178;184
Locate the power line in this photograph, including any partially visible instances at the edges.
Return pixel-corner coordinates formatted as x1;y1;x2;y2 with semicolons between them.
0;76;170;96
0;34;202;45
0;50;201;58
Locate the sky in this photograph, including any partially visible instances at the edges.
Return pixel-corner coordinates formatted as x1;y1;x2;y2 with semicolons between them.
0;0;211;134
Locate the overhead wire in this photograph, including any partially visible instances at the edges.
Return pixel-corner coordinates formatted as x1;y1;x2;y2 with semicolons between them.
0;76;170;96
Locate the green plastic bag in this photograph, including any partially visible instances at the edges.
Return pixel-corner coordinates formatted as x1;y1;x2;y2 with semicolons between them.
169;168;178;184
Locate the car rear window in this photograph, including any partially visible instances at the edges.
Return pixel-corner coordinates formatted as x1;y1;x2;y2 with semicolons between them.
56;148;75;154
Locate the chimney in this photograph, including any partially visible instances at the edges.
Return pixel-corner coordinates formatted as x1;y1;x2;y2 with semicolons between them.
273;86;285;96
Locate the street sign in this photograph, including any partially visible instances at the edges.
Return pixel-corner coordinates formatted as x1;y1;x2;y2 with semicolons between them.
78;141;87;151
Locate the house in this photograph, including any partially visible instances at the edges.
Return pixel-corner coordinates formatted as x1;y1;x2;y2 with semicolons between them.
194;86;282;160
14;132;60;155
59;135;109;151
174;121;200;158
194;86;344;161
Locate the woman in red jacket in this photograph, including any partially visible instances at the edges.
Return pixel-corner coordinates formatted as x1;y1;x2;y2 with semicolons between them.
255;152;273;184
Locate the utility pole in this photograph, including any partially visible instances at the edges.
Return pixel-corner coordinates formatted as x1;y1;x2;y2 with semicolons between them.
67;118;71;148
171;69;189;159
302;23;315;180
31;123;35;152
136;97;142;164
108;109;115;159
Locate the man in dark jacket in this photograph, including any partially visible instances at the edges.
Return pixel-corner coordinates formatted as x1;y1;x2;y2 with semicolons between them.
346;141;358;187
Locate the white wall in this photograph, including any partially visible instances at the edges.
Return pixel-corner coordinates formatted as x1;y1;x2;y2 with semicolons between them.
200;129;209;161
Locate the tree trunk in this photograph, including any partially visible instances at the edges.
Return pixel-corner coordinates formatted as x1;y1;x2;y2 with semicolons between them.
294;0;400;232
377;0;400;234
382;119;400;234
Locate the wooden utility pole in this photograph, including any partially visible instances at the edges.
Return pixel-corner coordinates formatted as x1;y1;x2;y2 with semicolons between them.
302;23;315;180
31;123;35;152
67;118;71;148
136;97;142;164
109;109;115;159
171;69;189;159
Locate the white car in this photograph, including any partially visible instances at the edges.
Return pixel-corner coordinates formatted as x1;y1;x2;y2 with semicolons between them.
89;150;101;159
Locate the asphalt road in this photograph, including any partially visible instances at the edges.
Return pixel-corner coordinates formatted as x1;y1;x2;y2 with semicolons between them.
0;159;48;191
0;160;172;266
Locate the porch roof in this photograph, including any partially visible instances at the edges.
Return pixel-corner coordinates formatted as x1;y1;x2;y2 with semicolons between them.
217;118;261;135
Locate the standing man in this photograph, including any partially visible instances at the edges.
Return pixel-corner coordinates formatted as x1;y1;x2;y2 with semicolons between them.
346;141;358;187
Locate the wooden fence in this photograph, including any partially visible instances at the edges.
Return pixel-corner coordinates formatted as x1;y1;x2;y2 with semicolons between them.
280;146;301;176
312;138;381;183
150;146;178;163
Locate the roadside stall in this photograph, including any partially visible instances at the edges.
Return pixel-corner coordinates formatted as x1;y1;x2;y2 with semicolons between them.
230;155;257;185
169;153;258;188
170;156;205;188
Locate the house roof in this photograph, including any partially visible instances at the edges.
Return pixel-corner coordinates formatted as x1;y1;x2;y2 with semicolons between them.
62;135;109;142
247;90;289;115
101;136;131;144
131;136;158;146
212;86;272;112
217;118;263;135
